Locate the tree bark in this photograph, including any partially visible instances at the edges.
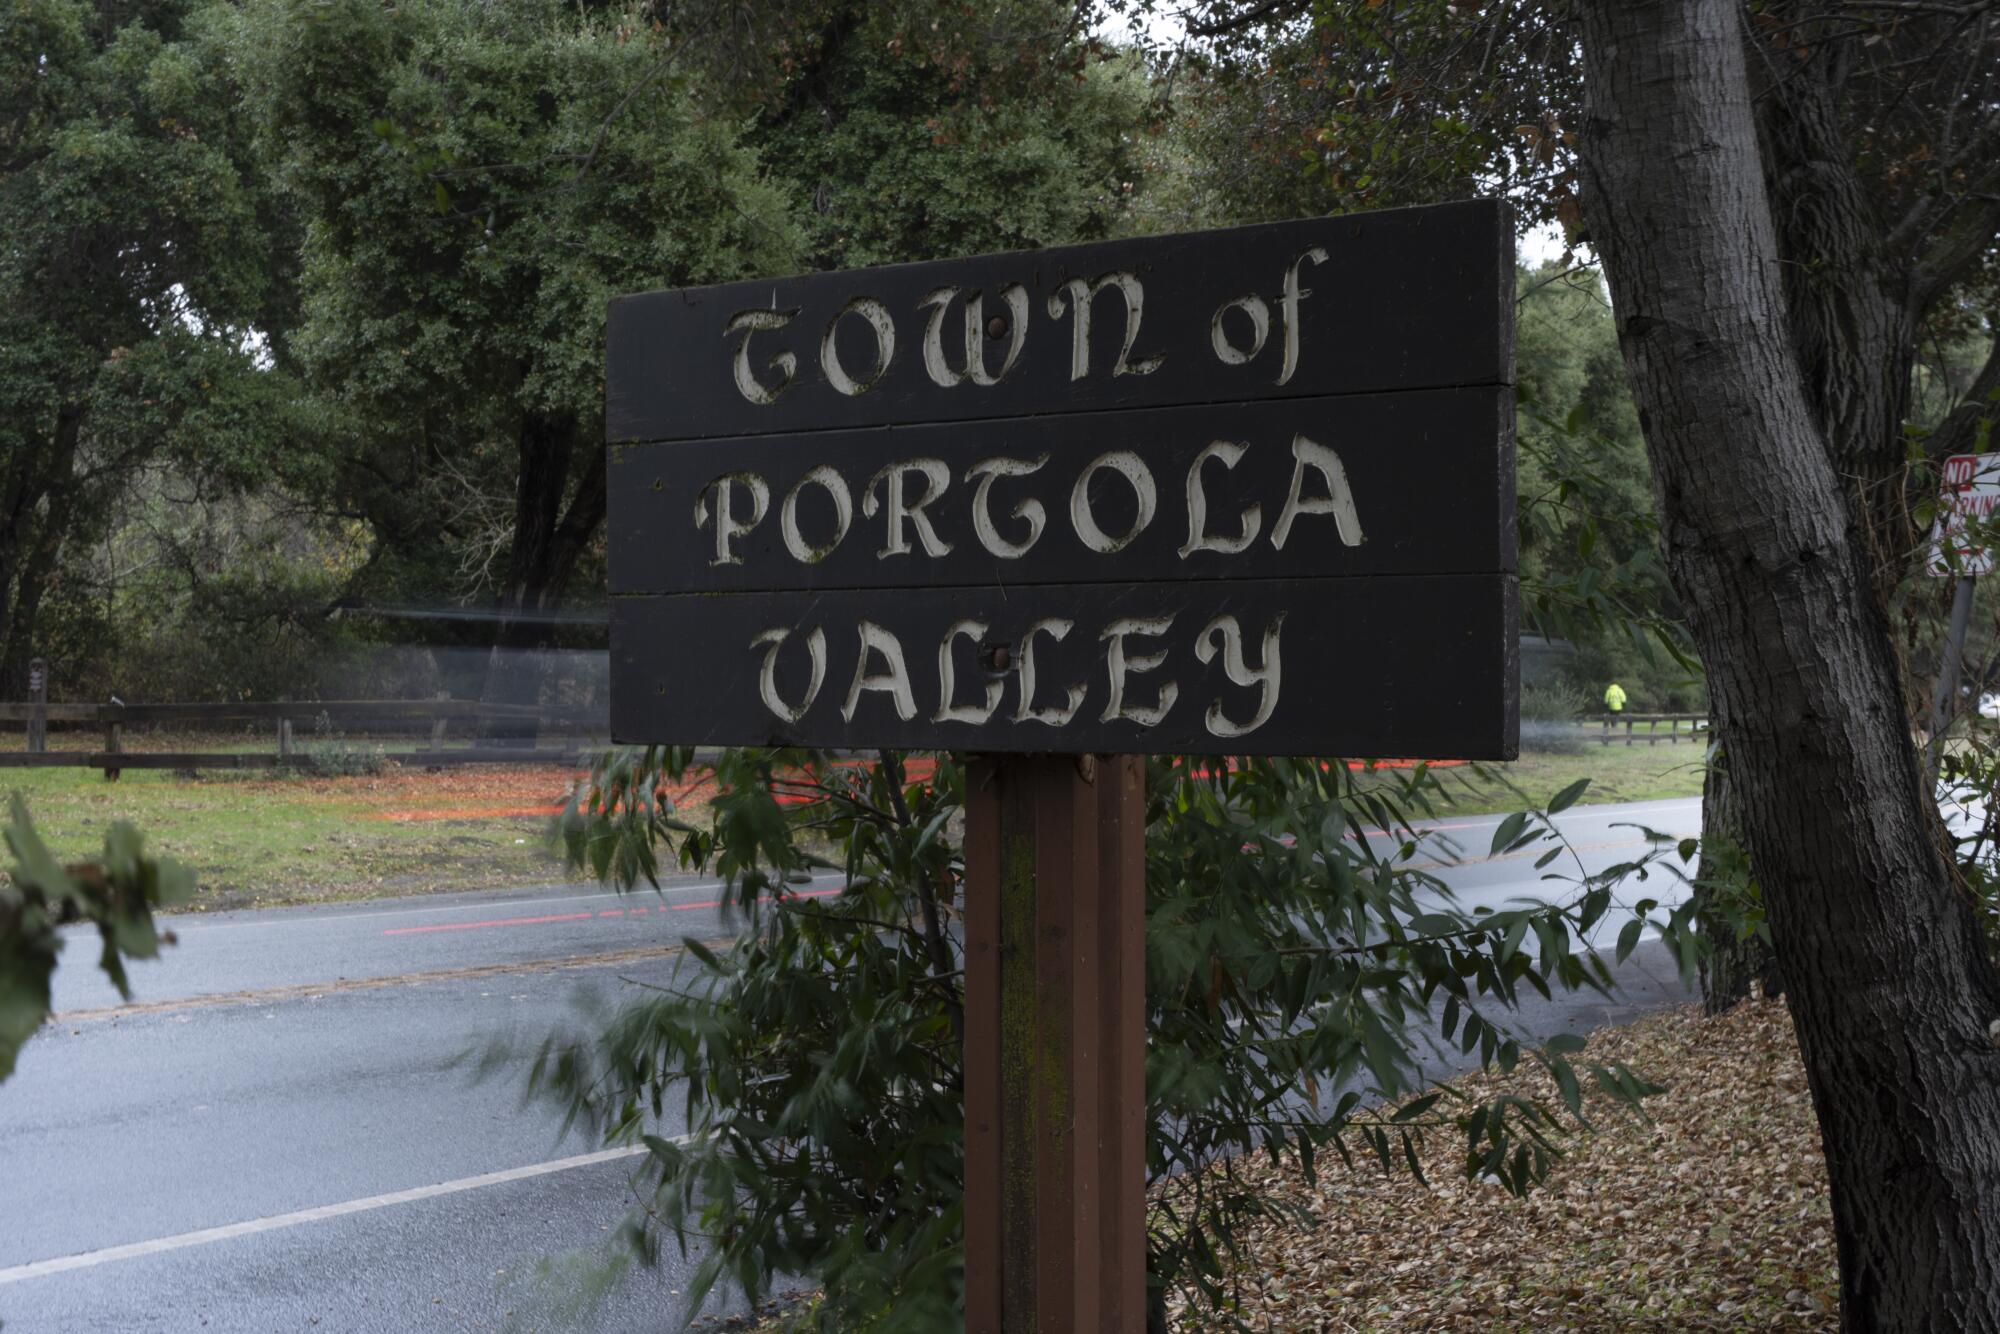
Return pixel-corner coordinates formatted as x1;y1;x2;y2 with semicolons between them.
1577;2;2000;1326
0;406;81;695
1694;724;1784;1013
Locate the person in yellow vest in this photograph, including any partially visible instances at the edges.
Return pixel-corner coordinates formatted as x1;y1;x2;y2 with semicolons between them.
1604;682;1628;715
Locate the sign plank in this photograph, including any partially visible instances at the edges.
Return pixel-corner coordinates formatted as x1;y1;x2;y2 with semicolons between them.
607;198;1518;758
607;200;1511;444
611;575;1517;759
608;388;1513;594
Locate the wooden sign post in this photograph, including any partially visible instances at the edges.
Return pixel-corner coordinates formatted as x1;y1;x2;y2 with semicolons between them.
605;200;1517;1332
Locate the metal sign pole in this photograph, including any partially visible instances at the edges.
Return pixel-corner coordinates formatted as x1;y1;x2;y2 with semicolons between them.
1929;574;1979;778
26;658;46;755
964;753;1145;1334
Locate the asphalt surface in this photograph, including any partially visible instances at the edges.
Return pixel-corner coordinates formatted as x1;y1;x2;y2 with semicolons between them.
0;796;1704;1332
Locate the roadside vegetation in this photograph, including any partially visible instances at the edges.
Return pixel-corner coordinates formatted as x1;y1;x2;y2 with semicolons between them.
740;997;1834;1333
1;732;1699;912
4;0;1997;1329
1;752;583;910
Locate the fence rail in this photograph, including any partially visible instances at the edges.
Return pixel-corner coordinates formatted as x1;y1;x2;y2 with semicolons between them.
1588;712;1708;745
0;697;608;779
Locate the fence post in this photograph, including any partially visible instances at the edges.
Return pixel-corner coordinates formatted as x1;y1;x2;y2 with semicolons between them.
430;691;449;754
104;701;122;782
277;708;294;762
26;659;46;754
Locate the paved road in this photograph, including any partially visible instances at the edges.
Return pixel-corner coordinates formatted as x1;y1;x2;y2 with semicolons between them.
0;797;1703;1332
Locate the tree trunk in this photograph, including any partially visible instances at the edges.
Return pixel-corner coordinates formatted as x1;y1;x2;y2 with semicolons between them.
477;412;606;743
0;407;81;695
1576;2;2000;1326
1695;723;1783;1013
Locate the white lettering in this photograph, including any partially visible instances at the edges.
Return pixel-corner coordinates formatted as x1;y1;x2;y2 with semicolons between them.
820;297;896;396
966;455;1048;559
920;285;1028;387
779;465;853;564
1270;434;1363;549
1278;247;1328;386
751;626;826;723
1196;614;1283;737
1210;294;1270;366
693;472;770;566
1179;440;1262;558
1100;616;1179;725
1070;451;1157;554
725;308;798;405
935;619;1003;724
1015;618;1086;725
862;458;954;559
841;621;917;722
1046;272;1163;380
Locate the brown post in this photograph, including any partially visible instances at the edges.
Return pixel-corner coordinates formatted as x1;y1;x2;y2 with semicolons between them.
1094;753;1148;1330
965;753;1146;1334
26;659;47;754
430;691;450;753
104;702;122;782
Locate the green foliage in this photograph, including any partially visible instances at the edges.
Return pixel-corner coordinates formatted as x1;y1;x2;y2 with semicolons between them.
1518;677;1592;755
749;7;1151;269
226;0;806;620
288;711;387;778
525;748;1699;1329
0;795;192;1082
41;472;372;702
1937;732;2000;959
0;0;290;686
1137;0;1584;235
1512;265;1698;699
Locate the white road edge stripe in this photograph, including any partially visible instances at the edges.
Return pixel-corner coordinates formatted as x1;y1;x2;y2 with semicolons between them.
0;1140;677;1285
148;868;848;937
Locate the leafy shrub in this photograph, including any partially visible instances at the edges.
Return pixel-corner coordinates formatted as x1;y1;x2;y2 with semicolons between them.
1519;677;1592;754
521;749;1700;1331
291;711;385;777
1;796;191;1081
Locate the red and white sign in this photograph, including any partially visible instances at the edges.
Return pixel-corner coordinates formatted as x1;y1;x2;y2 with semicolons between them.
1929;453;2000;577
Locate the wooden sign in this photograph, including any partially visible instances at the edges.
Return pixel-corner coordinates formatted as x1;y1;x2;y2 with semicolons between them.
607;200;1518;758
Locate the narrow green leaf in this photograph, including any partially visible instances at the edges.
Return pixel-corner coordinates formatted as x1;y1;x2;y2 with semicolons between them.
1547;777;1590;814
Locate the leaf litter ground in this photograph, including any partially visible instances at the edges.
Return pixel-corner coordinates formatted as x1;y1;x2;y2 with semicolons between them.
1173;996;1834;1331
722;997;1833;1332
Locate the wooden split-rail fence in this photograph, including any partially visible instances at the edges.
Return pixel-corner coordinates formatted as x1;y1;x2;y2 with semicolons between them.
1589;712;1708;745
0;698;607;779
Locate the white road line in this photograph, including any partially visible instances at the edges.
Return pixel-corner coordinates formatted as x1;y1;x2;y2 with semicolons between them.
165;885;724;934
156;869;843;938
0;1141;676;1285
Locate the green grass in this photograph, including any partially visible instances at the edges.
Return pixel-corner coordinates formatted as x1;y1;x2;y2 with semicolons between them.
0;761;582;914
2;727;1708;914
1355;735;1708;818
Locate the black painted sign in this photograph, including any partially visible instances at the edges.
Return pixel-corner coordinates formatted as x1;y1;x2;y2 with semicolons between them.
606;199;1518;757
